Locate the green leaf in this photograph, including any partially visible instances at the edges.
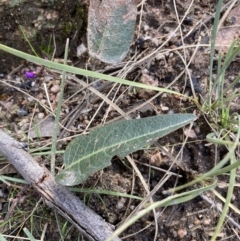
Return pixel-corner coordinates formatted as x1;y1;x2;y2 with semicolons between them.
87;0;137;64
23;228;36;241
0;234;8;241
56;114;196;186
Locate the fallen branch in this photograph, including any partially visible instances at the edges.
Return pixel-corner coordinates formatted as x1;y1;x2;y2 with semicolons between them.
0;130;121;241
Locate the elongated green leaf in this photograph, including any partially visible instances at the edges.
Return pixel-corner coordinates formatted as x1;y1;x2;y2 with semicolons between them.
0;234;7;241
23;228;37;241
87;0;137;63
0;44;187;97
56;114;196;186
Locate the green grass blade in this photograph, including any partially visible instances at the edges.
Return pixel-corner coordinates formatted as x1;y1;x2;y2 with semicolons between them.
211;154;236;240
216;44;240;81
19;25;39;57
106;182;216;241
212;161;240;176
211;116;240;240
206;133;240;146
223;39;237;65
224;75;240;94
163;131;240;194
50;39;69;175
0;44;187;97
0;175;27;184
23;227;36;241
209;0;223;100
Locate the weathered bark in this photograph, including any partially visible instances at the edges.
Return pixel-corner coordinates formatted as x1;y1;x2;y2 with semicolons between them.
0;130;121;241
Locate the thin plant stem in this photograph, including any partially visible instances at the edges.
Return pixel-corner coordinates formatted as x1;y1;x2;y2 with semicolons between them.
19;25;39;57
208;0;223;105
210;116;240;240
50;39;69;175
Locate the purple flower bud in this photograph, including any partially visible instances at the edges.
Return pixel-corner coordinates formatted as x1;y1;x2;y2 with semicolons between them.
25;71;36;79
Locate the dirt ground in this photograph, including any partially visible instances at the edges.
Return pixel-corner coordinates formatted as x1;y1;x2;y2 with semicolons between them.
0;0;240;240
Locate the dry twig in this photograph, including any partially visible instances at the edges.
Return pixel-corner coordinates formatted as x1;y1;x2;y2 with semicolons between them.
0;130;121;241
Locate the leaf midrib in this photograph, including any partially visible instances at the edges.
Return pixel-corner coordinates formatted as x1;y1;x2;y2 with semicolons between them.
65;119;190;170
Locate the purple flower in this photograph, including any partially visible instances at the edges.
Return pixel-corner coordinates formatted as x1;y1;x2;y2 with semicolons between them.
25;71;36;78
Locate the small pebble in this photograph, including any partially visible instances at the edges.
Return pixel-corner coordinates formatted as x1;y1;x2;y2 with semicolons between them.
182;90;190;102
18;108;28;117
194;125;200;134
155;53;164;60
160;105;169;111
77;43;87;57
172;230;178;238
15;77;21;82
21;123;30;131
151;37;159;46
38;112;45;119
27;96;34;102
143;24;150;31
184;128;197;139
83;119;90;125
65;107;69;114
50;84;60;93
188;223;194;229
203;218;211;225
45;76;53;82
0;189;4;197
178;228;187;238
194;218;200;225
116;197;126;210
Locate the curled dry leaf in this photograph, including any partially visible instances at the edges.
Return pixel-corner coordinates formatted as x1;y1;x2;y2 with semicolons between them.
88;0;137;64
